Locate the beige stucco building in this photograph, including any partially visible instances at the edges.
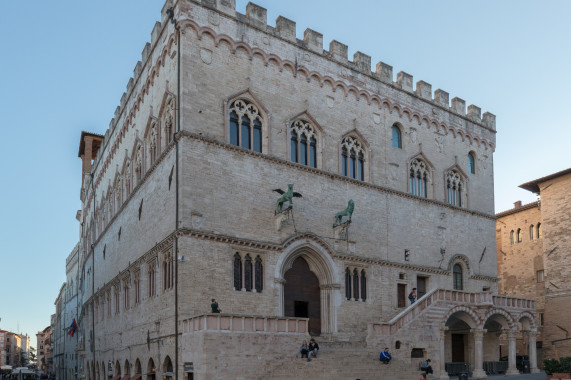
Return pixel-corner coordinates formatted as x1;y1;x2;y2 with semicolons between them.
497;167;571;364
71;1;538;379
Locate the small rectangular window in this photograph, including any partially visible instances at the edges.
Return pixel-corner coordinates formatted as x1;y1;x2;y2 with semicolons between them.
539;313;544;326
537;270;544;282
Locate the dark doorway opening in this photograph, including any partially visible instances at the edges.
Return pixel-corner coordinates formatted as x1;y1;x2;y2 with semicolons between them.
451;334;465;362
397;283;407;308
416;276;427;298
284;257;321;335
294;301;309;318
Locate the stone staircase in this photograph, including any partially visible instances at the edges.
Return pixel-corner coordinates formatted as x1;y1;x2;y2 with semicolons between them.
260;339;424;380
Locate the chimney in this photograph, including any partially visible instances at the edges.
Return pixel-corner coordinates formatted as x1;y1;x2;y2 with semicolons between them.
514;201;522;209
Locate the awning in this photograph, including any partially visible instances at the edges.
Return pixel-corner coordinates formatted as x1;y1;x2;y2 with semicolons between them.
129;374;142;380
121;375;131;380
110;375;121;380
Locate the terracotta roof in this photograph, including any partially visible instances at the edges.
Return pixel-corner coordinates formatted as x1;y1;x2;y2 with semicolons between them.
78;131;104;158
495;201;539;218
519;167;571;194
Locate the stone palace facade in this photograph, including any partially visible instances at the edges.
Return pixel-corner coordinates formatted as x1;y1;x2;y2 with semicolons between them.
73;1;537;379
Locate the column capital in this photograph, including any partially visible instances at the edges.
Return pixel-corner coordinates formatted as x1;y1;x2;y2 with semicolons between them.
470;328;486;340
506;329;518;339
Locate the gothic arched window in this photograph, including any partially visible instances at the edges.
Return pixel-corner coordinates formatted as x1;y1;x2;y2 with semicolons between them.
360;269;367;301
244;254;253;292
510;230;515;245
229;99;263;153
345;268;351;300
254;255;263;292
468;152;476;174
341;136;365;181
453;264;463;290
353;269;359;301
409;159;428;197
233;253;242;291
517;228;522;243
529;225;535;240
446;170;463;207
290;119;317;168
537;223;542;239
392;124;402;148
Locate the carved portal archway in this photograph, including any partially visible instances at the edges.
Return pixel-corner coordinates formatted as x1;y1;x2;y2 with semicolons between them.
276;237;339;335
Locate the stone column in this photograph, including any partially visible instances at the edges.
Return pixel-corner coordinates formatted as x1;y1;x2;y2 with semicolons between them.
471;328;487;378
528;331;540;373
439;327;450;380
506;330;519;375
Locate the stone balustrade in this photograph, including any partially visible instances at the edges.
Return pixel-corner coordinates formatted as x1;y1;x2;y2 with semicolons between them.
180;313;309;334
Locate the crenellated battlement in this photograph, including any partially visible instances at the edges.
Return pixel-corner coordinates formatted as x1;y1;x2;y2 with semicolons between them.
98;0;495;171
171;0;495;130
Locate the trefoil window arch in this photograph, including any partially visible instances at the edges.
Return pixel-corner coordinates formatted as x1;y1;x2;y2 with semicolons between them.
341;136;365;181
229;99;263;153
148;123;158;165
446;170;462;207
409;159;428;198
290;119;317;168
164;97;175;145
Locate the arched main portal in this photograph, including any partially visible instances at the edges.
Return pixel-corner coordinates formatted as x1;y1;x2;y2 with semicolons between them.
284;257;321;335
276;237;339;335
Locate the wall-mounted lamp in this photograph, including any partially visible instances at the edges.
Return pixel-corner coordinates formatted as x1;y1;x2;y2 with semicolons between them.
404;249;410;261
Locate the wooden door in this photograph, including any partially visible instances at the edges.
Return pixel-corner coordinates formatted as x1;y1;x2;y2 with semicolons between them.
397;283;406;308
416;276;427;298
284;257;321;335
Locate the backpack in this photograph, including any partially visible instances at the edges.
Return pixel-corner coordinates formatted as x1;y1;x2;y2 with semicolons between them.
408;292;414;300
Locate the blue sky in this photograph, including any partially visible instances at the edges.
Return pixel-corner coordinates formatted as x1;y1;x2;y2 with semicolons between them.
1;0;569;343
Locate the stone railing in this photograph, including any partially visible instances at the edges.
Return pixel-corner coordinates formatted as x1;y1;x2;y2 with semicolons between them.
180;313;309;334
492;294;535;310
369;289;528;336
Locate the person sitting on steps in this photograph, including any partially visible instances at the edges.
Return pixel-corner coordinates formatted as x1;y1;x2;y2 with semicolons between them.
379;347;392;364
308;338;319;359
421;358;433;374
299;340;310;361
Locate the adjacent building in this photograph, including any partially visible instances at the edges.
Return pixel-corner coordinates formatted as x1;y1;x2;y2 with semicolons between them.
37;326;53;376
68;1;538;379
0;330;29;367
497;167;571;363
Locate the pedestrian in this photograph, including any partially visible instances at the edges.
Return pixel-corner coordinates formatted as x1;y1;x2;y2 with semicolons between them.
421;358;433;374
211;298;221;313
408;288;417;304
419;373;427;380
379;347;392;364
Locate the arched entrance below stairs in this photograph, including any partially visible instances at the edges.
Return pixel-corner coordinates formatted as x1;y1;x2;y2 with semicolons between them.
284;257;321;335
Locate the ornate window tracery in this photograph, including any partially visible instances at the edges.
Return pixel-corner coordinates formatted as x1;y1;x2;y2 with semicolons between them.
345;267;367;301
233;252;264;292
409;159;428;197
229;99;263;153
290;119;317;167
446;170;463;207
341;136;365;180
